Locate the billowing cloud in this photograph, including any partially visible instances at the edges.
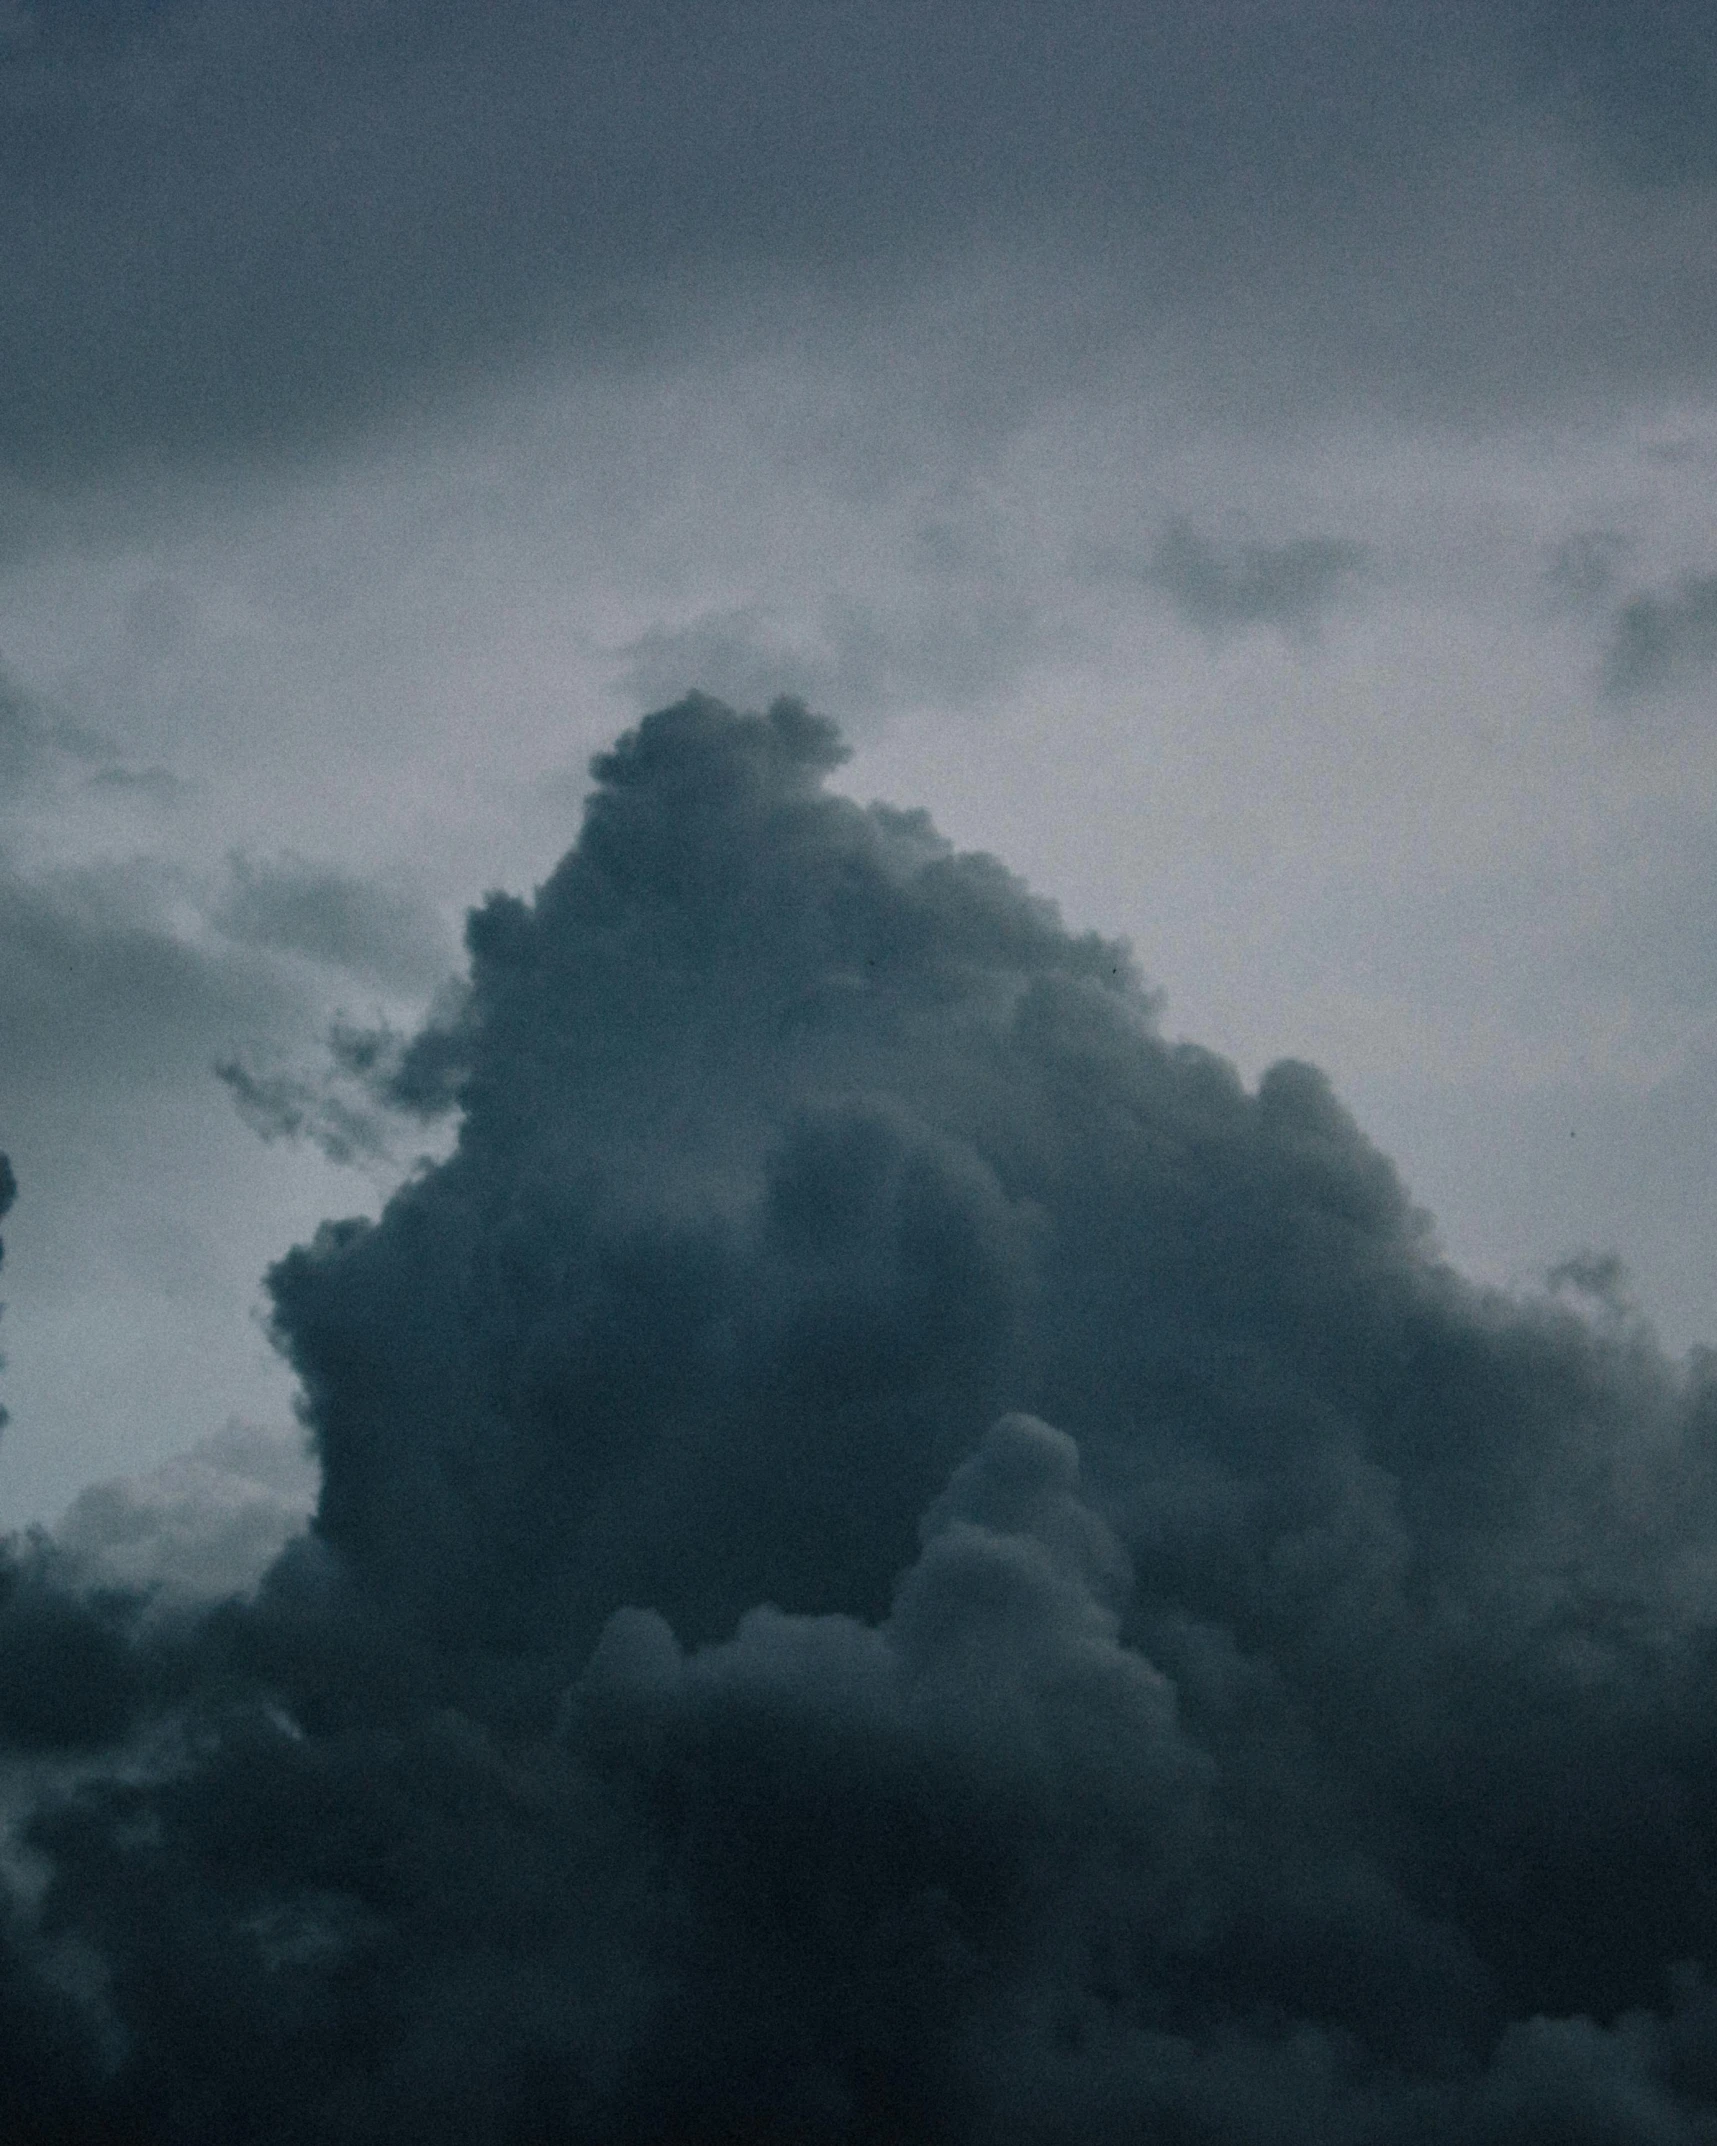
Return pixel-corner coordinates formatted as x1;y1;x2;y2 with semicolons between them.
3;699;1717;2138
51;1417;315;1606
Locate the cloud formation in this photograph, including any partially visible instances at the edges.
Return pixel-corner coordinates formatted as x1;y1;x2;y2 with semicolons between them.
6;0;1717;486
5;698;1717;2138
53;1417;315;1605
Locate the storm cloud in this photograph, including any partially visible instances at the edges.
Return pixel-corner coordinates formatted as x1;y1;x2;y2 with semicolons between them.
5;0;1717;1525
3;699;1717;2140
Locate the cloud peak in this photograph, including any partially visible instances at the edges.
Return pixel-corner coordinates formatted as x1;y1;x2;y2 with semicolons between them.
5;698;1717;2140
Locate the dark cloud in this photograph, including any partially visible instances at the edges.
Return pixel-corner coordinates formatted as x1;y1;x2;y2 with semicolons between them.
0;1544;139;1750
214;1055;395;1169
4;1;1715;486
1147;518;1369;637
216;1009;462;1167
7;698;1717;2138
1603;571;1717;698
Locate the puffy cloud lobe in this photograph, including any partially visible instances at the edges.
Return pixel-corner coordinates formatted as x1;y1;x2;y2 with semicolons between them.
569;1415;1211;2138
0;1549;136;1750
268;694;1128;1653
52;1418;316;1606
7;698;1717;2137
580;1415;1198;1908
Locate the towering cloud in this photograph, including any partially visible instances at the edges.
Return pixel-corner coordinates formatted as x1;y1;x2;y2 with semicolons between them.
5;697;1717;2140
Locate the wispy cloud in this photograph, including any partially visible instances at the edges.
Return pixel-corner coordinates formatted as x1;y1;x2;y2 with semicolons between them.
1147;517;1368;637
1604;570;1717;698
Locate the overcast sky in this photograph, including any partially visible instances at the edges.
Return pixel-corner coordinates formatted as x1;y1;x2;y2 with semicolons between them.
2;0;1715;1531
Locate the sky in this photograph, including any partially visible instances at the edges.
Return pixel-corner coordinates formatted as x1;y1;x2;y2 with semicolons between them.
4;3;1717;2137
0;0;1716;1527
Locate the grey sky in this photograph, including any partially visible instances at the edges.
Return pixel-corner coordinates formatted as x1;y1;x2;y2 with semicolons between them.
14;19;1717;2130
4;0;1717;482
0;0;1715;1540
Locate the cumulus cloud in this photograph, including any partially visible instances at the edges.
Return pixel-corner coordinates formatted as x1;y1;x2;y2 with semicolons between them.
52;1419;316;1606
6;698;1717;2138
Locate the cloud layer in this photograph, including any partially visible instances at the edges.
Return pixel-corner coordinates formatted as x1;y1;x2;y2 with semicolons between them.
3;699;1717;2139
6;0;1717;488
